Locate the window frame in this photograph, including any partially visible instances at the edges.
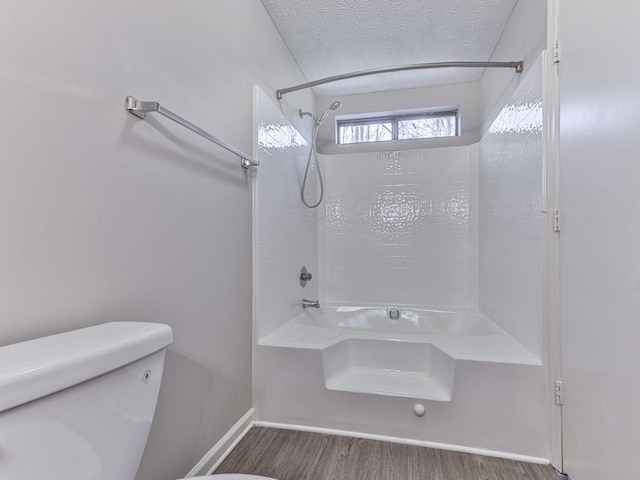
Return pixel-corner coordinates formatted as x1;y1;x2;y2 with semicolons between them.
336;108;460;145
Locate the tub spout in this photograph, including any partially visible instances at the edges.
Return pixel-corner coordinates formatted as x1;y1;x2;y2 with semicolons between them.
301;299;320;309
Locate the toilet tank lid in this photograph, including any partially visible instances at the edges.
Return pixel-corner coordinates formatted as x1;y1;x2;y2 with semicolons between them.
0;322;173;414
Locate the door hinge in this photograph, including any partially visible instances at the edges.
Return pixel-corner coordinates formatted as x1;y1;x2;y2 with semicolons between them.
553;209;562;233
553;40;561;64
554;380;564;405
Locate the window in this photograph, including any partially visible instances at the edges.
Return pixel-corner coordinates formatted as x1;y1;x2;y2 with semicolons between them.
337;108;459;145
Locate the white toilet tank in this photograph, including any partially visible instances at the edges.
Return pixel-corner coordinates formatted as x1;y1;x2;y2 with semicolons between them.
0;322;173;480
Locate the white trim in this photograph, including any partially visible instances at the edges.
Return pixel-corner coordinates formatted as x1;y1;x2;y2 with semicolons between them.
254;420;550;465
184;408;255;478
545;0;563;471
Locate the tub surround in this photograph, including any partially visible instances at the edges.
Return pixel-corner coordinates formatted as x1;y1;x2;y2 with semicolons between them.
255;63;543;406
479;54;545;358
253;62;548;458
253;87;318;342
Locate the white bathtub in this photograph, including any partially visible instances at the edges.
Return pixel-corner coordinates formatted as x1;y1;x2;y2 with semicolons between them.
260;304;539;366
259;304;540;401
300;306;501;336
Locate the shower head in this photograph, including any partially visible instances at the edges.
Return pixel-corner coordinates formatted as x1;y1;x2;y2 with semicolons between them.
317;101;342;125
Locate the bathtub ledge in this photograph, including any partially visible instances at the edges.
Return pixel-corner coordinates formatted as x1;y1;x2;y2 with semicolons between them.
259;318;541;366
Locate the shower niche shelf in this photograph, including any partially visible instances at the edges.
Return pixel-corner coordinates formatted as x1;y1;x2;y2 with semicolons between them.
321;338;456;401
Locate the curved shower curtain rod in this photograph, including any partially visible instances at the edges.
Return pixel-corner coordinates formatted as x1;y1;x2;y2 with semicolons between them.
276;61;524;99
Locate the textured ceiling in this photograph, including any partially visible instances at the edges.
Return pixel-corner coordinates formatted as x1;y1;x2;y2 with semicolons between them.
261;0;519;97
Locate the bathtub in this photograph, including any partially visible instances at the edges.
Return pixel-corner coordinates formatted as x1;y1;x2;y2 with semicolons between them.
260;304;539;365
301;306;500;335
259;304;540;401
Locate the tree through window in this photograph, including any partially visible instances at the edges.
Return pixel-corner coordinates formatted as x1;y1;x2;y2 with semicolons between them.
337;109;459;145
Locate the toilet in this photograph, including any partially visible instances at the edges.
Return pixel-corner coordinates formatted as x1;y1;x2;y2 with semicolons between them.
0;322;274;480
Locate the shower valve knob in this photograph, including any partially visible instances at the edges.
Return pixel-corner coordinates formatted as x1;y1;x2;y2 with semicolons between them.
299;267;312;287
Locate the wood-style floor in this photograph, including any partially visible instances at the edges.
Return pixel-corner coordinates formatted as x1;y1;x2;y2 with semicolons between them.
216;427;560;480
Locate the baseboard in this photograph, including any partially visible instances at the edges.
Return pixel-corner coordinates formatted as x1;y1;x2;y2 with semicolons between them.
185;408;255;478
253;420;550;465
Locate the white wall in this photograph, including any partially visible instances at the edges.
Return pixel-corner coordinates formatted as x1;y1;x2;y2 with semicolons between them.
0;2;312;480
480;0;547;132
318;146;479;309
558;1;640;478
479;55;545;358
254;88;318;340
316;82;481;154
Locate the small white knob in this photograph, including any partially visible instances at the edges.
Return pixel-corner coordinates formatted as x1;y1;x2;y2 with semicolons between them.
413;403;425;417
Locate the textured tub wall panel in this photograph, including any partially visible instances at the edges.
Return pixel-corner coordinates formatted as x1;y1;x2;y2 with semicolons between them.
467;143;480;310
255;88;318;340
480;0;547;132
0;2;314;480
318;146;478;309
478;56;544;358
253;345;549;459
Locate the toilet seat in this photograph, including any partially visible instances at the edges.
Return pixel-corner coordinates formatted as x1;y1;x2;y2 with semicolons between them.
182;475;277;480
